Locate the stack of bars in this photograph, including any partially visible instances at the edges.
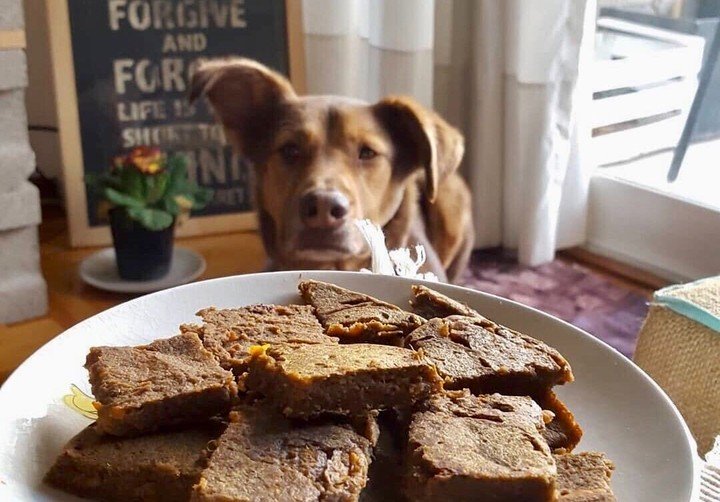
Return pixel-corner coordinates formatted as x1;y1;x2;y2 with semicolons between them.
45;280;616;501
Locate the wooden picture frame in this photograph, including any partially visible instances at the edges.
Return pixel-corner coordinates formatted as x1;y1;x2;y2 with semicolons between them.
47;0;305;247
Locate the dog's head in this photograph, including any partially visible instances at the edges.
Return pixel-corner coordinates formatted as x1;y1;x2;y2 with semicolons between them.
190;58;464;267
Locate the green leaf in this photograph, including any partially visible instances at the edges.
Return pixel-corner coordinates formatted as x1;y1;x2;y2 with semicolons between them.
166;153;188;172
86;172;122;194
148;153;213;213
146;172;169;204
166;165;188;196
105;176;123;191
127;207;174;230
163;196;180;215
104;187;145;208
191;187;213;208
120;166;145;200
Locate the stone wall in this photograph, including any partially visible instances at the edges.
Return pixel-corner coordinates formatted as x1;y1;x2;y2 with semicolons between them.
0;0;47;323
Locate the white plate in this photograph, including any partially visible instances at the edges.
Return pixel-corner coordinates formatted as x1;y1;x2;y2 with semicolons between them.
79;247;206;293
0;271;697;501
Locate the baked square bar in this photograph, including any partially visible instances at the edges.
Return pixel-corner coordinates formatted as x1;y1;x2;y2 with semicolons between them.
405;316;573;395
192;406;373;502
408;287;582;451
86;333;237;436
299;279;425;345
405;390;556;501
409;284;491;321
555;452;616;501
539;391;583;453
183;304;336;374
45;423;219;501
245;342;443;418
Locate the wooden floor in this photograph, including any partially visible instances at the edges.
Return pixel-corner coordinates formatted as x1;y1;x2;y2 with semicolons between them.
0;205;657;384
0;205;266;383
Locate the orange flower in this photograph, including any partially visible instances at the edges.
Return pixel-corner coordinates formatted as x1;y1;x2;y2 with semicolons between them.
127;146;164;175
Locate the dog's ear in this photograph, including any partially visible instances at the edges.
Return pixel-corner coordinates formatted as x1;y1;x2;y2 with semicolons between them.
373;97;464;202
189;58;297;159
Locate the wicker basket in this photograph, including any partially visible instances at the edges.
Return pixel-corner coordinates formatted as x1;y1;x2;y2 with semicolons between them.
634;276;720;455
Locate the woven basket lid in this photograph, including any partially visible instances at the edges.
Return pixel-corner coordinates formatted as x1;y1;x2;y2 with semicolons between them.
654;276;720;332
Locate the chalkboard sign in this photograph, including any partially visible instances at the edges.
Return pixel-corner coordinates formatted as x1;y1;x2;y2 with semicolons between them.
48;0;305;246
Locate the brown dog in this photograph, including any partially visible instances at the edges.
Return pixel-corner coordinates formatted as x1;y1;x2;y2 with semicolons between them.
190;58;473;282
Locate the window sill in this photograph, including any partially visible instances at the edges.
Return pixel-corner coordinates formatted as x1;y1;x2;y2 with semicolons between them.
586;161;720;282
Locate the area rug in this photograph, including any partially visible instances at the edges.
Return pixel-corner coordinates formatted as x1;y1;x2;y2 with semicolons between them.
457;249;649;357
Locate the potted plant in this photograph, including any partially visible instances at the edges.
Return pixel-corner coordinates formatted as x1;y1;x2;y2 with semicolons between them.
86;147;212;281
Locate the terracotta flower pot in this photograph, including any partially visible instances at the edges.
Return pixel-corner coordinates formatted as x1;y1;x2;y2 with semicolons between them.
109;208;175;281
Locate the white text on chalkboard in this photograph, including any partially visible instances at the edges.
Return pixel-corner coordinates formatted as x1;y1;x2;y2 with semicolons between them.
108;0;247;30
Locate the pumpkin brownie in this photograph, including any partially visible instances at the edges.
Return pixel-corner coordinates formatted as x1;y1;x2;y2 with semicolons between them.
408;289;583;450
183;304;337;374
409;284;491;322
299;279;425;345
555;452;616;501
244;342;443;418
405;316;573;395
538;391;583;453
192;406;373;502
45;423;220;501
86;333;237;436
405;390;556;502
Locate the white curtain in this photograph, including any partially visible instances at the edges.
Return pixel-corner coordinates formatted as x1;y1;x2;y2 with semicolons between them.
301;0;596;266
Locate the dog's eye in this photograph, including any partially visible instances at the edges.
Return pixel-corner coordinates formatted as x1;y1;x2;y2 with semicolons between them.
279;143;301;163
359;145;377;160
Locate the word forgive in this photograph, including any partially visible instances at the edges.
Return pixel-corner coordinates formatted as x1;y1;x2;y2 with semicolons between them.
108;0;247;31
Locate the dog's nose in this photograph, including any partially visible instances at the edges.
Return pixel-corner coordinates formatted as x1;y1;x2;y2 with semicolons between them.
299;190;350;229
